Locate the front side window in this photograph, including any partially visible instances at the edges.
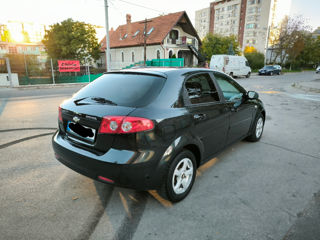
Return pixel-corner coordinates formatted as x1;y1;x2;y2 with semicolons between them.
185;73;220;105
214;73;244;101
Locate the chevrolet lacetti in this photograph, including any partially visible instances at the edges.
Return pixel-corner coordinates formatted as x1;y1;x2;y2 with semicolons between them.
52;68;265;202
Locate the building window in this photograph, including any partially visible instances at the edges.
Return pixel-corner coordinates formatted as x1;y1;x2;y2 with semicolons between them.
157;50;160;59
247;7;254;14
169;50;173;58
133;30;140;37
121;52;124;62
169;30;179;40
132;52;134;62
246;23;255;29
147;27;154;35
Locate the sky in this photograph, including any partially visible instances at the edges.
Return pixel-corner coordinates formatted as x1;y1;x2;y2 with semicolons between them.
1;0;319;40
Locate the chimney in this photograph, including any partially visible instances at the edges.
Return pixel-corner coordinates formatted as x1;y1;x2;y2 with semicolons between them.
126;14;131;24
126;14;132;36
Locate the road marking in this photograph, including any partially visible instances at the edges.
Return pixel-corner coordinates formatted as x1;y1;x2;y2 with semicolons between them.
148;190;173;208
119;192;132;218
197;157;219;177
0;98;8;116
258;91;281;94
0;132;54;150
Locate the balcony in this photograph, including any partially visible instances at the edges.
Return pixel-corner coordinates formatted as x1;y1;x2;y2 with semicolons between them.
166;36;196;47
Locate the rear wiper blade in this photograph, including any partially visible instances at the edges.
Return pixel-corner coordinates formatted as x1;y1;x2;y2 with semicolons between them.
90;97;117;105
74;97;89;105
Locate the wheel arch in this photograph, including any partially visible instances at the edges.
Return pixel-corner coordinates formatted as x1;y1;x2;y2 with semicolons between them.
183;144;201;168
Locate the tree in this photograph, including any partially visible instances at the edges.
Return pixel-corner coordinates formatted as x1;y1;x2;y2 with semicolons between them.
0;25;13;42
295;34;320;67
201;33;240;60
271;15;311;65
42;19;100;63
22;30;31;43
244;46;257;54
244;52;265;70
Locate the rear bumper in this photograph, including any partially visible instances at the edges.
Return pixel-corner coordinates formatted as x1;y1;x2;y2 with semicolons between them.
52;131;167;190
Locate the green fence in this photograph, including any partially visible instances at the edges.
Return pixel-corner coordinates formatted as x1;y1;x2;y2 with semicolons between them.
19;73;104;85
123;58;184;69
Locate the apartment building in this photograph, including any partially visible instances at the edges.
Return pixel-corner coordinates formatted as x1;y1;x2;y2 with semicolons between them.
195;8;210;40
195;0;292;54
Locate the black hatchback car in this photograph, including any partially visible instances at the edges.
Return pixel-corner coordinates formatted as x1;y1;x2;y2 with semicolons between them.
52;68;265;202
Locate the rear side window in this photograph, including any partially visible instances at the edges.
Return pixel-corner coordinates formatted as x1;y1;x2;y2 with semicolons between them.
185;73;220;104
73;73;165;107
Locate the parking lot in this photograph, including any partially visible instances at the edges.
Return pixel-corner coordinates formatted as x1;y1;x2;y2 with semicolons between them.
1;71;320;240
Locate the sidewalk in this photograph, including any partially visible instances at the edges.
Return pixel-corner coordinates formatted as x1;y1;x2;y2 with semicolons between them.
0;82;88;90
292;79;320;93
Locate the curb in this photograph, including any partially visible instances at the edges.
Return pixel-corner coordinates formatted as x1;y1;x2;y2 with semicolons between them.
292;82;320;93
12;83;88;90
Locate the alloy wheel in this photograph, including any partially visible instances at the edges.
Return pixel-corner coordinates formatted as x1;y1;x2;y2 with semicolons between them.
172;158;194;195
255;117;264;138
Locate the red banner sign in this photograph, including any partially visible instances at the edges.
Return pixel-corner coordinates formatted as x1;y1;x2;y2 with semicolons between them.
58;60;80;72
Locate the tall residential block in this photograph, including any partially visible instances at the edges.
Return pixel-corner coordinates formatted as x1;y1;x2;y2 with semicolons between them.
195;0;292;54
195;8;210;40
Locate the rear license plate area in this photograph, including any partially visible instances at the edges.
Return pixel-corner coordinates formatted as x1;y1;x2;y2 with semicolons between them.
67;121;96;142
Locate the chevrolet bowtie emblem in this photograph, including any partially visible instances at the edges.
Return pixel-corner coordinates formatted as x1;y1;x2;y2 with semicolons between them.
73;116;80;123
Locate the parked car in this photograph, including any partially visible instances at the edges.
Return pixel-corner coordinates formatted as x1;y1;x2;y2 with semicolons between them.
258;65;281;76
273;65;282;72
52;68;265;202
209;55;251;78
316;65;320;74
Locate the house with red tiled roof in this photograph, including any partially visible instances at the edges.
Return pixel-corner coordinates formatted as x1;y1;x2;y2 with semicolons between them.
98;11;202;70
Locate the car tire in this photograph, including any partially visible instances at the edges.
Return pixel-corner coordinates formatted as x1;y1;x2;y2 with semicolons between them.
270;71;274;76
160;150;196;202
246;113;264;142
246;72;251;78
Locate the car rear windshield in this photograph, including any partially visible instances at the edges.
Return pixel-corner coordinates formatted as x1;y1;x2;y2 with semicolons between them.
72;73;166;107
264;66;274;69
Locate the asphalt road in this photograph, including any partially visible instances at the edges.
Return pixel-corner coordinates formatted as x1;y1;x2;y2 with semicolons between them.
0;71;320;240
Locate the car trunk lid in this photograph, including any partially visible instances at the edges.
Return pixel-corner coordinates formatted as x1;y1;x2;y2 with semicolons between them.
60;100;135;152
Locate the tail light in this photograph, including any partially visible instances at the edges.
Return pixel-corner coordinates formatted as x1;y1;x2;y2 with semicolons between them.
99;116;154;134
98;176;114;183
58;107;63;122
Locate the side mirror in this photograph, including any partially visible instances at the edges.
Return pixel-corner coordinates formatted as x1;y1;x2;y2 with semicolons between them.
247;91;259;99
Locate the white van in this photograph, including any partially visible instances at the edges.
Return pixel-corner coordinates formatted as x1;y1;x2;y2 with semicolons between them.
209;55;251;78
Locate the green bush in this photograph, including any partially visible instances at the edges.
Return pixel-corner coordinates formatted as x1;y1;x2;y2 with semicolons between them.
244;52;265;70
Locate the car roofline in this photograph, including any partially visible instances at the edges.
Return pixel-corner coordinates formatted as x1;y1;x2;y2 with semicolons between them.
103;70;167;79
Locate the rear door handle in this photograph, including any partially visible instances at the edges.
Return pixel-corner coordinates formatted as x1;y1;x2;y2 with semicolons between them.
193;114;207;121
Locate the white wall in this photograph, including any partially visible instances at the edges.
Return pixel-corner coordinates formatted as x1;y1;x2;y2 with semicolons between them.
0;73;19;87
110;45;164;70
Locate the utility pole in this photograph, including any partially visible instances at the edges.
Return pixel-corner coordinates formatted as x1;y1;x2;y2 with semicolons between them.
104;0;111;72
50;58;55;84
265;26;271;65
5;57;13;87
140;19;152;66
